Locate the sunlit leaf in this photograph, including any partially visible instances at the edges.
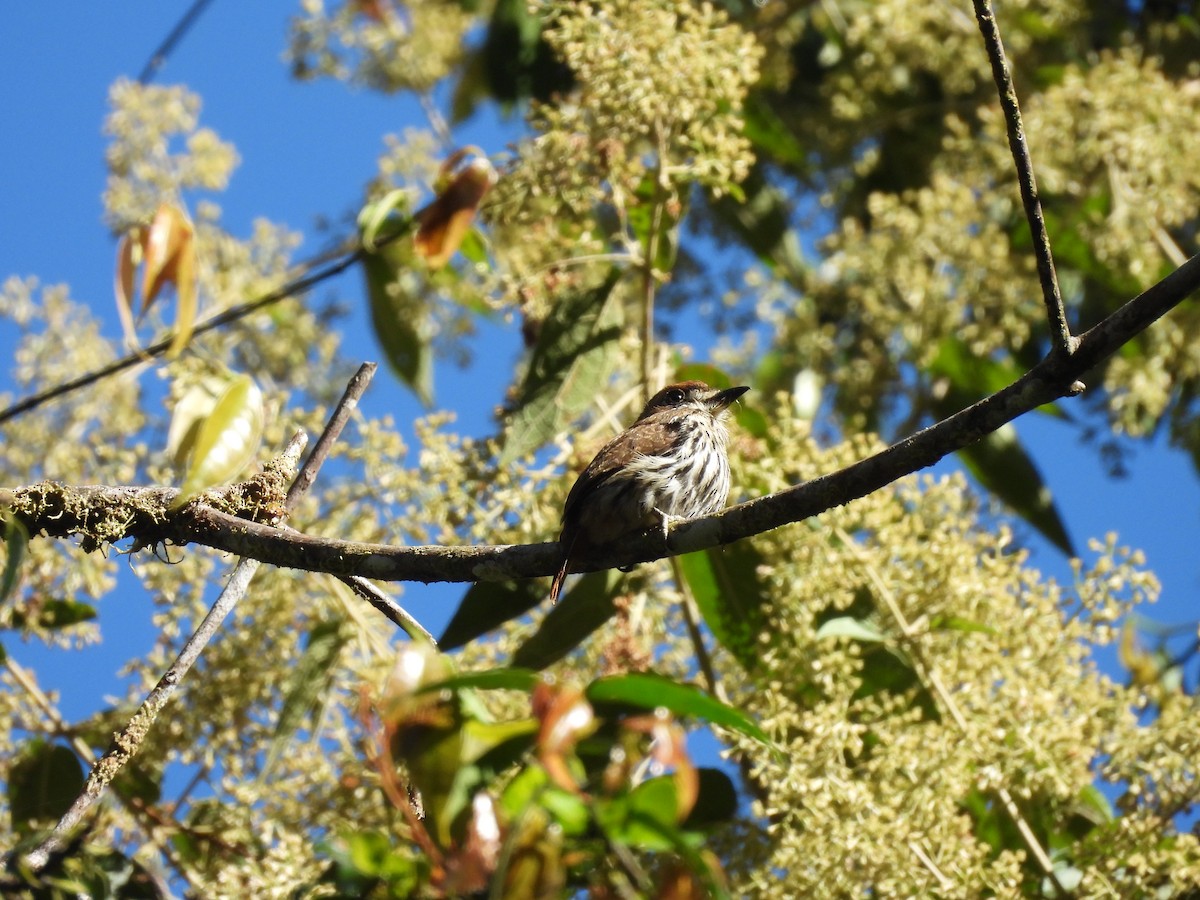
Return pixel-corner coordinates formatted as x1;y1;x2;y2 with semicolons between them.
597;777;680;851
166;232;197;359
511;571;619;670
140;202;194;318
8;740;84;834
166;378;226;471
419;668;541;695
414;149;497;269
174;374;264;507
358;187;412;252
113;229;141;347
16;598;97;631
1;511;28;602
815;616;888;643
500;270;623;463
586;673;776;750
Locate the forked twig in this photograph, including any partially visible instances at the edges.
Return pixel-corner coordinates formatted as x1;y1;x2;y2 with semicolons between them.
20;363;379;872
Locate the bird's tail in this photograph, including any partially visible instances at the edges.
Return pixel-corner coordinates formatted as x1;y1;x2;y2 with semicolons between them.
549;533;576;603
549;559;569;604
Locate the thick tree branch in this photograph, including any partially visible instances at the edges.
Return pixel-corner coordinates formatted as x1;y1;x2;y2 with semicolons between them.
6;253;1200;588
973;0;1072;351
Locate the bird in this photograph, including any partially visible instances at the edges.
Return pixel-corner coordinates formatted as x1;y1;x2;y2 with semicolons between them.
549;380;749;602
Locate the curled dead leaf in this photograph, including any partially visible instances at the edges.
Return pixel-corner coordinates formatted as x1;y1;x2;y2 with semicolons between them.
414;148;497;269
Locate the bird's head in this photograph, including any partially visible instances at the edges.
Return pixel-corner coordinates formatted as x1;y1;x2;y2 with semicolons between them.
636;381;750;422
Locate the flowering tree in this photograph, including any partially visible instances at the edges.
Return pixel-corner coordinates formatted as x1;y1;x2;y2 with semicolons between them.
2;1;1200;896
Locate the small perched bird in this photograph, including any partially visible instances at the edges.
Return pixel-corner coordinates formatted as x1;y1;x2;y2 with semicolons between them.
550;381;749;602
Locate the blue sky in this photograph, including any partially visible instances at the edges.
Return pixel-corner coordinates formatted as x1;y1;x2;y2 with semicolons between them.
2;3;1198;731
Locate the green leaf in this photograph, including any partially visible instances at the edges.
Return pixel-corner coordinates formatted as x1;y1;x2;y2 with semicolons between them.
457;227;490;268
500;271;623;464
956;423;1075;556
8;740;84;834
678;543;769;673
1;512;29;602
586;672;776;750
929;338;1074;555
260;619;349;783
741;93;809;169
501;766;590;835
512;571;619;670
38;599;97;630
440;579;545;650
363;248;434;407
419;667;541;695
174;374;264;507
627;176;686;273
815;616;888;643
598;776;681;851
357;188;412;251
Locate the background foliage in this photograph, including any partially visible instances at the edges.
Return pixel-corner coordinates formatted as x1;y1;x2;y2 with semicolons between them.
2;0;1200;896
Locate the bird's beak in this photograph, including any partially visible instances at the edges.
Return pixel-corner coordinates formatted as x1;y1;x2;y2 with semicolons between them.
707;385;750;411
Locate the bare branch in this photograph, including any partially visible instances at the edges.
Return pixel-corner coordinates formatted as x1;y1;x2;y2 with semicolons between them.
972;0;1073;352
137;0;218;84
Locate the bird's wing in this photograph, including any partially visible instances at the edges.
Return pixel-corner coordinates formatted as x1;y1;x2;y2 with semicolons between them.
561;418;677;525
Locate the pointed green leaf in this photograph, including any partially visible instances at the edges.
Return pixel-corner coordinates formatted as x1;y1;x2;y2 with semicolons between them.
815;616;888;643
1;512;29;602
586;672;775;749
678;543;769;673
597;777;680;851
8;740;84;834
440;579;545;651
500;271;623;464
175;374;264;507
363;249;434;406
958;423;1074;556
418;667;541;695
929;338;1074;555
357;188;413;251
261;619;350;782
512;571;619;670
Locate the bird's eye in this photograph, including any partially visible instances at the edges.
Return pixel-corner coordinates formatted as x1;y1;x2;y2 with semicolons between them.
664;388;685;405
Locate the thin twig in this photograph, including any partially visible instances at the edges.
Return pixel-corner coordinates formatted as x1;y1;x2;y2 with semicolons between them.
343;574;437;644
21;364;377;872
639;122;671;405
137;0;219;83
836;528;1068;896
668;555;724;701
972;0;1072;352
0;241;363;428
